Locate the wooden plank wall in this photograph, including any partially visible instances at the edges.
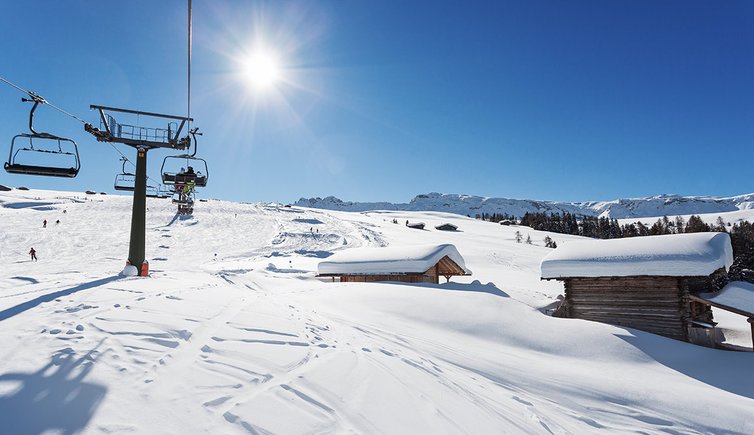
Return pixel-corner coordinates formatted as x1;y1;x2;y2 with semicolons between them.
680;268;726;325
340;275;435;284
566;277;688;341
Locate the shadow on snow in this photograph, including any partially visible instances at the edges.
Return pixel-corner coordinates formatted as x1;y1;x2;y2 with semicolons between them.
617;332;754;400
0;344;107;434
384;280;510;298
0;276;121;322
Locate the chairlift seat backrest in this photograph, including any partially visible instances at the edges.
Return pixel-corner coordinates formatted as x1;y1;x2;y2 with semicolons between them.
114;173;137;191
5;134;80;178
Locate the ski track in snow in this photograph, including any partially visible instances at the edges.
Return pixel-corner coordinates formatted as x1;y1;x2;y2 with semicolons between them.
0;189;753;434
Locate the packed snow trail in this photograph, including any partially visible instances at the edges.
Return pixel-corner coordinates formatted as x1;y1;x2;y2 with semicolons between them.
0;189;753;434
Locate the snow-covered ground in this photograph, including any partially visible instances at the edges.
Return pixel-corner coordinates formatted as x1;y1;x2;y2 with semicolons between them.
1;188;753;434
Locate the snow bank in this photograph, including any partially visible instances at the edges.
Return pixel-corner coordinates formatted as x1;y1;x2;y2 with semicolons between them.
698;281;754;316
318;244;471;275
540;232;733;279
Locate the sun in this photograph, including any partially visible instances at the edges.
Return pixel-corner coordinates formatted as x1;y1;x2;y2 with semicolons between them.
243;51;281;90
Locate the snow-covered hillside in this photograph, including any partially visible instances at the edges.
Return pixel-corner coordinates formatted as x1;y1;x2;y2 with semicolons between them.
296;191;754;219
1;188;753;434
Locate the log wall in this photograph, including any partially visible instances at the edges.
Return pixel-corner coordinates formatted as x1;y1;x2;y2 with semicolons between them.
564;277;688;341
340;274;436;284
680;268;727;325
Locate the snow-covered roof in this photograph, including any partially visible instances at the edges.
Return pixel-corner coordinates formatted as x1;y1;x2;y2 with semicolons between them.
540;232;733;279
696;281;754;317
318;244;471;276
435;223;458;230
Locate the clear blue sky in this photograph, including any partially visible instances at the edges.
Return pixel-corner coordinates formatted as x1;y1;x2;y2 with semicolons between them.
1;0;752;204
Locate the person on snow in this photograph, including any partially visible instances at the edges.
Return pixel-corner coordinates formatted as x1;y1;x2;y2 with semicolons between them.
29;247;37;261
43;219;47;228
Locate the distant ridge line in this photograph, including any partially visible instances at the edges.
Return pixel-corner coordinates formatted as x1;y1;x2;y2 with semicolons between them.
294;192;754;220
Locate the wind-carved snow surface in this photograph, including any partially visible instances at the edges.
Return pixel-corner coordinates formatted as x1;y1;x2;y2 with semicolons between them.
540;232;734;279
1;188;753;434
296;191;754;219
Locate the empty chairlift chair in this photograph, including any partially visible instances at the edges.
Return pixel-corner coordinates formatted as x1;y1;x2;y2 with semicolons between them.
113;157;136;191
5;96;80;177
145;184;165;198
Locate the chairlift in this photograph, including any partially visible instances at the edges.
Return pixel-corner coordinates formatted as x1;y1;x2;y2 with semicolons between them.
161;128;208;187
4;96;81;177
146;184;171;198
174;190;194;214
177;203;194;215
146;185;159;198
172;190;194;205
113;157;136;191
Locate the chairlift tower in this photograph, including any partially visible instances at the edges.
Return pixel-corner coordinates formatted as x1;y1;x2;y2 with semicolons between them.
85;105;193;276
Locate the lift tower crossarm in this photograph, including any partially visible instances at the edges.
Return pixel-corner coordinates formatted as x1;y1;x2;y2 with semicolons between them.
89;105;194;121
85;105;193;150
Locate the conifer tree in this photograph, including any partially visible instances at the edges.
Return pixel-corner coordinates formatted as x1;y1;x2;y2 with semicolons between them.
685;215;710;233
714;216;727;232
675;216;685;234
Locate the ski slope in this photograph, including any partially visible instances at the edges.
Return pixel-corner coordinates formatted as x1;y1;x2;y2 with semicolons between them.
1;188;753;434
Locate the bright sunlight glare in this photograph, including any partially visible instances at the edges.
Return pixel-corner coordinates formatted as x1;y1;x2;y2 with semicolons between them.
243;51;281;90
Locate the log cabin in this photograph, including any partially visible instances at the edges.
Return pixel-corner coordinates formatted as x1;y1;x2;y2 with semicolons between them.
435;223;458;231
318;244;471;284
541;232;733;345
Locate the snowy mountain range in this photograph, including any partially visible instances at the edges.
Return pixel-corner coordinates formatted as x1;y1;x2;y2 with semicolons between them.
295;192;754;219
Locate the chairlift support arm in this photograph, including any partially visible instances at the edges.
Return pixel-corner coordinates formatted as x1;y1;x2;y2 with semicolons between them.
86;105;193;150
21;98;42;135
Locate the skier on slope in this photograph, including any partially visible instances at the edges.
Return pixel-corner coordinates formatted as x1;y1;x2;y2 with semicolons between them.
29;247;37;261
43;219;47;228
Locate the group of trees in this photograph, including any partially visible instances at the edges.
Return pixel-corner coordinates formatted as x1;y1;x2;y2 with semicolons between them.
517;212;736;239
475;212;517;223
512;211;754;282
519;212;627;239
513;230;556;248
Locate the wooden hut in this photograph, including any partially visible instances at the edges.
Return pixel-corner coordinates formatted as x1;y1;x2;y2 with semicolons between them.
318;244;471;284
406;222;425;230
435;223;458;231
541;232;733;344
